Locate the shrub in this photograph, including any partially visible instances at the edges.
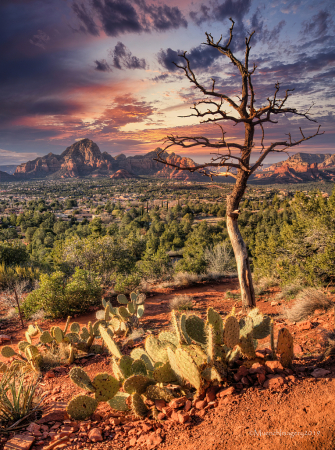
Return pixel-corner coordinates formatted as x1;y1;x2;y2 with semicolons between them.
275;281;306;300
21;269;101;319
169;294;194;311
254;276;279;295
114;272;142;294
204;242;236;276
283;288;333;323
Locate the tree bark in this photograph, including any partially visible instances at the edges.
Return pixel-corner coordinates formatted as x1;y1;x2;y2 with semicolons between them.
226;123;256;311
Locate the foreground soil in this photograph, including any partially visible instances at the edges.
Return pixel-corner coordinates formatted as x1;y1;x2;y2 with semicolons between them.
1;278;335;450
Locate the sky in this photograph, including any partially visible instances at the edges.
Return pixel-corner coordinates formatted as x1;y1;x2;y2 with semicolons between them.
1;0;334;166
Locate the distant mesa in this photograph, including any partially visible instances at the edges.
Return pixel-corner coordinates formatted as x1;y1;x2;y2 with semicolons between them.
110;169;138;179
252;152;335;184
13;138;206;181
10;140;335;184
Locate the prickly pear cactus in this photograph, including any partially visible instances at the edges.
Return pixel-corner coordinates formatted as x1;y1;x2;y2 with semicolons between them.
173;347;202;391
99;325;122;358
69;367;95;392
130;392;148;418
248;308;271;340
153;361;177;383
145;385;175;402
145;334;174;363
1;346;17;358
66;394;98;420
123;374;156;395
276;328;294;368
107;392;130;411
158;331;179;347
92;373;120;402
206;307;223;344
185;315;207;345
223;315;240;348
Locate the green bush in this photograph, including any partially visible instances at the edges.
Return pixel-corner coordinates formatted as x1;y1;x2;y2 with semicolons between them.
114;272;142;294
22;269;101;319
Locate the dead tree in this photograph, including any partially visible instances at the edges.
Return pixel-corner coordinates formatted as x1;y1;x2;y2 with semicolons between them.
154;19;323;311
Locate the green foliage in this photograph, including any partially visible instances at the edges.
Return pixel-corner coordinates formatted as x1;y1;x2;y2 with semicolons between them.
21;268;101;319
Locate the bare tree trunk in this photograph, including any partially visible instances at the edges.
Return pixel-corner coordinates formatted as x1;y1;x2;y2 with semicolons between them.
226;162;256;311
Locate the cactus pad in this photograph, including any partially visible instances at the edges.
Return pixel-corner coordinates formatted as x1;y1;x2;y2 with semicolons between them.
145;334;174;363
239;333;256;359
131;359;147;376
18;341;30;352
65;332;80;344
90;344;103;354
92;373;120;402
175;347;202;391
130;348;154;371
53;327;64;343
66;394;98;420
158;331;179;347
25;332;32;344
40;331;54;344
185;315;206;344
185;344;208;367
99;324;122;358
117;294;128;304
248;308;271;339
145;385;175;402
1;346;16;358
130;392;148;418
117;355;134;380
118;306;131;320
123;374;156;395
27;325;38;337
96;310;105;320
153;361;177;383
180;314;192;344
136;305;145;318
80;327;90;341
69;367;95;392
206;307;223;344
201;365;222;382
107;392;130;411
223;316;240;348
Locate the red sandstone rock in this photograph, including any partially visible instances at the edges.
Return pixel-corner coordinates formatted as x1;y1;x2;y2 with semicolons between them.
88;428;103;442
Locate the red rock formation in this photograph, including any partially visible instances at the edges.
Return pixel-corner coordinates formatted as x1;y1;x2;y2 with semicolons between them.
110;169;137;179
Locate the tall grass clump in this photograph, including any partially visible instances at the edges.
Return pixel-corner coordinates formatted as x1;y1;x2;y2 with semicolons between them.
283;288;333;322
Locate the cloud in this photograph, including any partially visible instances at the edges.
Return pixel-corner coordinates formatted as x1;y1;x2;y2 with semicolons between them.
29;30;50;49
302;11;333;38
27;99;81;116
280;0;303;14
73;0;187;37
109;42;147;69
72;2;100;36
157;44;221;72
94;59;112;71
0;149;40;164
190;0;251;25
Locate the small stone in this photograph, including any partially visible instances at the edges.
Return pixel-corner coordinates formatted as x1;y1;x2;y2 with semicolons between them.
4;435;35;450
169;397;186;409
37;402;68;423
184;399;192;412
195;400;207;409
44;370;55;379
157;412;166;420
146;432;162;449
178;412;190;424
110;418;121;426
311;368;331;378
249;363;266;375
297;321;312;331
154;399;166;411
26;422;42;436
206;386;218;402
271;301;279;306
241;377;250;386
129;437;137;446
265;360;284;374
219;387;235;397
142;423;152;433
257;373;266;385
234;365;248;381
263;375;285;389
88;428;103;442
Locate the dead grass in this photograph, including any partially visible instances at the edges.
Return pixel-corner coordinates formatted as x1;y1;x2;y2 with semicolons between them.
169;294;194;311
283;287;334;323
275;281;306;300
254;276;279;295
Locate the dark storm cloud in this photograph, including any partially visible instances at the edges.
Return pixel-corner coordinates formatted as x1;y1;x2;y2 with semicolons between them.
94;59;112;71
157;45;221;72
190;0;251;25
302;11;333;38
72;2;100;36
73;0;187;37
109;42;147;69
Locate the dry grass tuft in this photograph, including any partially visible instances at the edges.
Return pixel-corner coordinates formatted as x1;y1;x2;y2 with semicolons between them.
169;294;194;311
283;288;333;323
276;281;306;300
254;276;279;295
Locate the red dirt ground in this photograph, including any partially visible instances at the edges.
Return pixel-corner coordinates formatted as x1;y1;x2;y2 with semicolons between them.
1;279;335;450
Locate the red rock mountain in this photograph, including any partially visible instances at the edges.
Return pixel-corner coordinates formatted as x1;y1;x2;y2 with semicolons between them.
253;152;335;184
14;139;206;181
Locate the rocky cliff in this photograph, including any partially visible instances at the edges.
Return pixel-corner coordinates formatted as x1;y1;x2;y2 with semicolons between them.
14;139;206;181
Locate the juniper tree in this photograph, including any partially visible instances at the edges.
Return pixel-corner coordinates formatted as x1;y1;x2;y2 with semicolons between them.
155;19;323;310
